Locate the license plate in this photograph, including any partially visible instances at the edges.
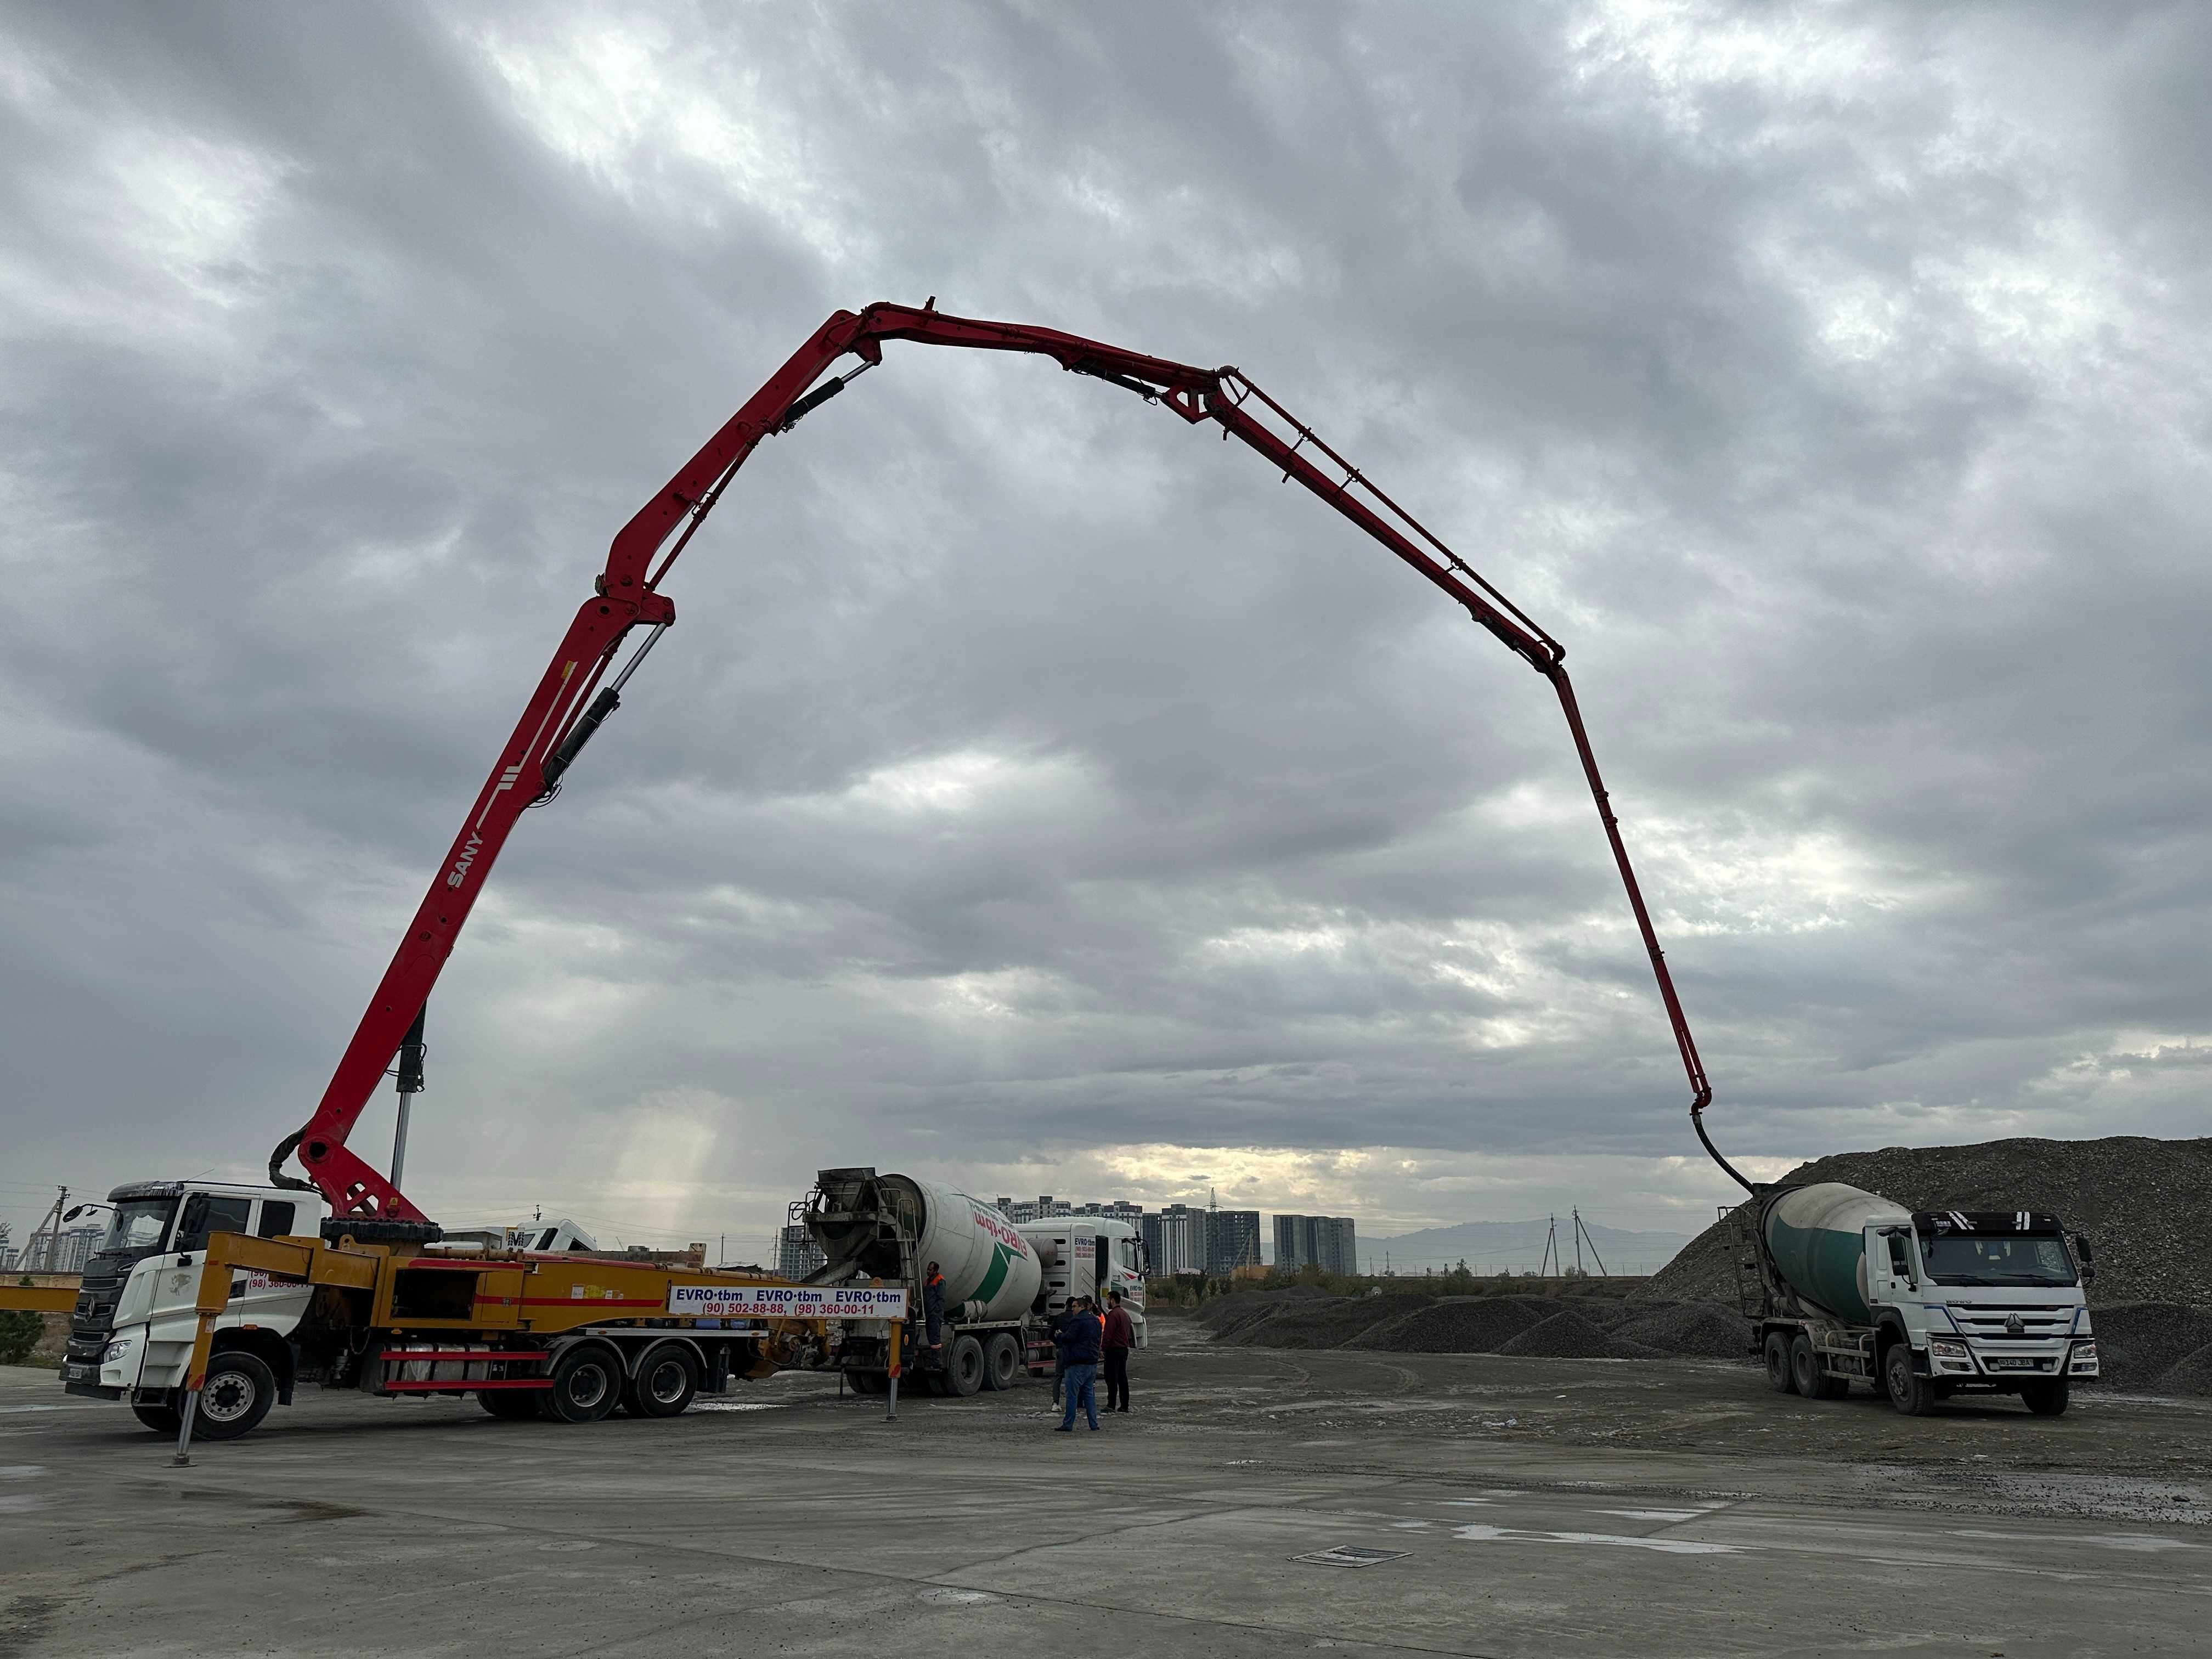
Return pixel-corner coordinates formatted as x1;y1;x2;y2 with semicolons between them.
1985;1357;2038;1371
61;1363;95;1383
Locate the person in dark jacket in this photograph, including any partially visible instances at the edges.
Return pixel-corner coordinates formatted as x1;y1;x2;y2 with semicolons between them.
1056;1295;1103;1431
923;1262;946;1364
1048;1300;1077;1409
1102;1290;1135;1412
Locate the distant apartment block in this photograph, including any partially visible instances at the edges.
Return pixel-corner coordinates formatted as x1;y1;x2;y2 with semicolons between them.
1206;1209;1263;1272
776;1223;825;1280
1274;1213;1358;1275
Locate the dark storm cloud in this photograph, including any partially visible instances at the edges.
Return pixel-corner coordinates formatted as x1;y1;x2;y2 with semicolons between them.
3;2;2206;1244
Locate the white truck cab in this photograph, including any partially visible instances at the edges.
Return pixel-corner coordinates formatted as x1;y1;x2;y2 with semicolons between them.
1015;1217;1148;1346
61;1180;328;1437
1864;1211;2098;1410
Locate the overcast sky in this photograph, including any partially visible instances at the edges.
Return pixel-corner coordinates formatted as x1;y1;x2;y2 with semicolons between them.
4;2;2207;1259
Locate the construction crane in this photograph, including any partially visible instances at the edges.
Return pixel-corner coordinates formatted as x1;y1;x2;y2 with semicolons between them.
268;300;1745;1233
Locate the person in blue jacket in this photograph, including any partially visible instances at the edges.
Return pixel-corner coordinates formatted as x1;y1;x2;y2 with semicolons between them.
1055;1295;1103;1432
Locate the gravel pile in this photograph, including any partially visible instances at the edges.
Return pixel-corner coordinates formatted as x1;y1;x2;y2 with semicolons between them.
2089;1303;2212;1393
1615;1301;1751;1359
1496;1309;1664;1359
2152;1346;2212;1398
1211;1293;1434;1349
1634;1135;2212;1310
1350;1295;1558;1353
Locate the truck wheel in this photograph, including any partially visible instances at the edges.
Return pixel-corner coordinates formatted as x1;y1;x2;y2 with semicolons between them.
130;1397;183;1436
538;1345;620;1424
2020;1379;2070;1417
1763;1331;1798;1394
981;1333;1022;1391
945;1334;986;1398
845;1369;889;1396
1789;1334;1849;1401
623;1343;700;1419
478;1389;543;1421
1883;1343;1937;1417
194;1352;277;1441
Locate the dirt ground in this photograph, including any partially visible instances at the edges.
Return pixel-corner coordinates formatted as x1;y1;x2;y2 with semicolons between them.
1136;1313;2211;1525
7;1313;2211;1657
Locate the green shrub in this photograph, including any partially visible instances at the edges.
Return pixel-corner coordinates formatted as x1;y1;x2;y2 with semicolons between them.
0;1307;44;1366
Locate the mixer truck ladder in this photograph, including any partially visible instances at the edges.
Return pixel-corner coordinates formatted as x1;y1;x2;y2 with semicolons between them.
267;298;1747;1236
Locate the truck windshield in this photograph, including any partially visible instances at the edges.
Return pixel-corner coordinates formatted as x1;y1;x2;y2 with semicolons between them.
100;1198;178;1253
1921;1234;2078;1287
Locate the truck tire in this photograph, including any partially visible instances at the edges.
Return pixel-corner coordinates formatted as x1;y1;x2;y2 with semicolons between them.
2019;1378;2071;1417
981;1332;1022;1391
194;1351;278;1441
1883;1342;1937;1417
478;1389;543;1421
945;1333;986;1397
538;1344;620;1424
1789;1334;1849;1401
131;1397;183;1436
845;1369;890;1396
1764;1331;1798;1394
623;1342;700;1419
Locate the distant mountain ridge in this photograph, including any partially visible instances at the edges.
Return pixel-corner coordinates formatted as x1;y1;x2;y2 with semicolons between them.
1364;1217;1695;1277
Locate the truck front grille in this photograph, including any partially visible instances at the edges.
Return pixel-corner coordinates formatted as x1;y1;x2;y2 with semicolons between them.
1944;1304;2074;1341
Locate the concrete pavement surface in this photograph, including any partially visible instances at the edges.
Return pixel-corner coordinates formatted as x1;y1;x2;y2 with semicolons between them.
3;1316;2208;1657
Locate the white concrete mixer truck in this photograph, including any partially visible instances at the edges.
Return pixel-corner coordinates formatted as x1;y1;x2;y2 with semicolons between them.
1736;1183;2099;1417
803;1169;1144;1398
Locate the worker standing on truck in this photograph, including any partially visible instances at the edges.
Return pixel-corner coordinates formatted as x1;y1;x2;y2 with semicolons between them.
923;1262;946;1365
1102;1290;1134;1413
1056;1296;1103;1432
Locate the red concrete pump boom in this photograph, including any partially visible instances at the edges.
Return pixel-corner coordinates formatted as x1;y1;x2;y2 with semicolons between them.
270;301;1747;1229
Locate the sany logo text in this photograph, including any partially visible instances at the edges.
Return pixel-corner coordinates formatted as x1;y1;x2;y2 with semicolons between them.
446;833;484;889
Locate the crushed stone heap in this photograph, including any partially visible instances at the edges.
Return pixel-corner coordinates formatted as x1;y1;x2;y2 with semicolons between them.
1635;1134;2212;1311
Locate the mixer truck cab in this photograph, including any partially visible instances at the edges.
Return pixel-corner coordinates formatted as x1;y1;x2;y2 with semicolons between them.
1015;1217;1148;1348
60;1180;328;1437
1746;1184;2096;1418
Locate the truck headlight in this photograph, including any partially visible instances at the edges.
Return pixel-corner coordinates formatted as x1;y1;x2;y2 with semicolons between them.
101;1338;136;1364
2069;1340;2098;1375
1927;1337;1974;1372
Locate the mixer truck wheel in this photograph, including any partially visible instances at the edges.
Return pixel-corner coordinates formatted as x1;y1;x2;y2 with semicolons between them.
2019;1379;2070;1417
945;1334;986;1397
1764;1331;1798;1394
1790;1335;1849;1401
1883;1343;1937;1416
981;1333;1022;1391
845;1369;890;1396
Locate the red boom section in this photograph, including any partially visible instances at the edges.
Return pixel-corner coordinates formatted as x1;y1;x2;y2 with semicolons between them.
275;302;1740;1222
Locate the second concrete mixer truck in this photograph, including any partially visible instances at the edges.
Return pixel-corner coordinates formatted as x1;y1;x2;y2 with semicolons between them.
1737;1183;2099;1417
802;1168;1143;1398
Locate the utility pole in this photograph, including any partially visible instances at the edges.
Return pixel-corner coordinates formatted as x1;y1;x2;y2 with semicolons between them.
29;1186;68;1274
1540;1215;1559;1278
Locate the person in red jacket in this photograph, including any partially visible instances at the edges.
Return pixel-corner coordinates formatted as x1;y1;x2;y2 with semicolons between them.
1101;1290;1135;1413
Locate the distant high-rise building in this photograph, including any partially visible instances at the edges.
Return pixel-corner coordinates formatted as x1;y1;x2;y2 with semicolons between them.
1205;1209;1262;1272
776;1223;825;1280
1274;1214;1358;1275
1099;1200;1143;1227
1146;1204;1209;1275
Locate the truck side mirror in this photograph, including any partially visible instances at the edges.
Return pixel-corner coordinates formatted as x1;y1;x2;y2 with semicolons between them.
1886;1234;1915;1283
2074;1234;2096;1281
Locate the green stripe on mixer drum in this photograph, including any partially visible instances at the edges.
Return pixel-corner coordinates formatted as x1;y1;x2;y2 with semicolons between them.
1767;1215;1873;1323
973;1242;1015;1304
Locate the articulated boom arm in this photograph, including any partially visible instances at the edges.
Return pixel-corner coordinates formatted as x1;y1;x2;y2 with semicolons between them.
274;301;1740;1224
